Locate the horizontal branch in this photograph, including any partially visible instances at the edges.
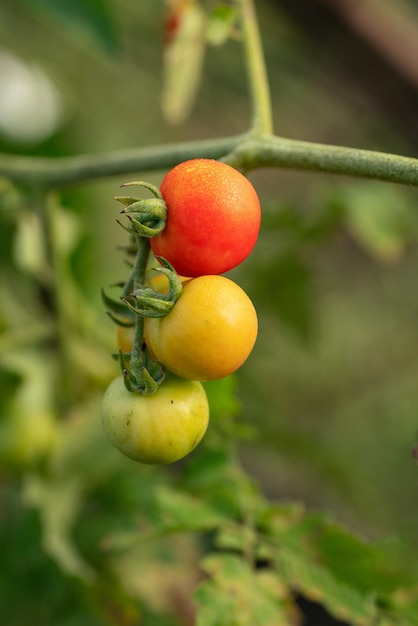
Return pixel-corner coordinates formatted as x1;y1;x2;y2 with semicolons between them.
0;133;417;189
0;135;244;189
225;135;418;186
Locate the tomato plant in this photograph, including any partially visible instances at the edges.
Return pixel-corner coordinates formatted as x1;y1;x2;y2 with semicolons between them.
2;1;418;625
144;275;258;381
102;373;209;464
150;159;261;277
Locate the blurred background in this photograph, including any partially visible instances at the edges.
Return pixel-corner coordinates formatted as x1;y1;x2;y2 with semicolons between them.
0;0;418;624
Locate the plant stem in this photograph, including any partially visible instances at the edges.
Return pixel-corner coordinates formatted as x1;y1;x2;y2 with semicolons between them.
127;236;150;362
1;133;418;188
225;135;418;186
0;135;245;188
131;236;150;293
240;0;274;135
121;234;165;394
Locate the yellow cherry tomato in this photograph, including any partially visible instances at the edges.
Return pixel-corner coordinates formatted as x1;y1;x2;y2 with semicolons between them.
144;275;258;381
101;373;209;464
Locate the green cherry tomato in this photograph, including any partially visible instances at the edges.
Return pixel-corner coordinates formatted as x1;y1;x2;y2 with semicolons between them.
144;275;258;381
150;159;261;277
101;373;209;464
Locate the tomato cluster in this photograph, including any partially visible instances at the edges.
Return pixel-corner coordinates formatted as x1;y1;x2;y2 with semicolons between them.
102;159;260;465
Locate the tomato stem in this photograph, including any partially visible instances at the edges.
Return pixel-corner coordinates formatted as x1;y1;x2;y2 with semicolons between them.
131;237;151;365
127;237;151;390
118;232;165;394
240;0;273;136
132;236;150;293
131;236;149;373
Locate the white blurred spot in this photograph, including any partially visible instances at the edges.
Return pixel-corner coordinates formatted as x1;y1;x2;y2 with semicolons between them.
0;50;63;144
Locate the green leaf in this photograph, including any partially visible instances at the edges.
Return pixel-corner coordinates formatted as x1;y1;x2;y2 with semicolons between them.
309;522;418;596
23;474;95;582
259;505;418;625
344;184;416;263
276;547;377;626
180;445;264;524
389;589;418;626
153;485;229;533
195;554;292;626
270;507;418;599
256;501;307;540
214;522;257;554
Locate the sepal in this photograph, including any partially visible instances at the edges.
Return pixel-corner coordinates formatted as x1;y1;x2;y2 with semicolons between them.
115;181;167;238
122;258;183;318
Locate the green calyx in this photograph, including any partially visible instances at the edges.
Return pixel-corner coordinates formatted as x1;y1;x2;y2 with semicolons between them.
119;347;165;396
115;181;167;237
122;258;182;318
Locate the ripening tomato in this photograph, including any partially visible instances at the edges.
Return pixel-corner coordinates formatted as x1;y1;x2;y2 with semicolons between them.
144;275;258;381
150;159;261;277
101;373;209;464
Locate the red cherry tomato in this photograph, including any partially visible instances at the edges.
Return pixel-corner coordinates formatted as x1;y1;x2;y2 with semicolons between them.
150;159;261;277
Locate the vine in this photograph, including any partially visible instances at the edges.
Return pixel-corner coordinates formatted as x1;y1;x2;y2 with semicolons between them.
1;1;417;626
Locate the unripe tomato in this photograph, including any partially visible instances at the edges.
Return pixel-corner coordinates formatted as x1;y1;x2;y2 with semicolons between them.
151;159;261;277
145;275;258;381
101;373;209;464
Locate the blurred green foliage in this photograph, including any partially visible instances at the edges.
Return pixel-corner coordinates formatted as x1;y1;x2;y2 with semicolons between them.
0;0;418;624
